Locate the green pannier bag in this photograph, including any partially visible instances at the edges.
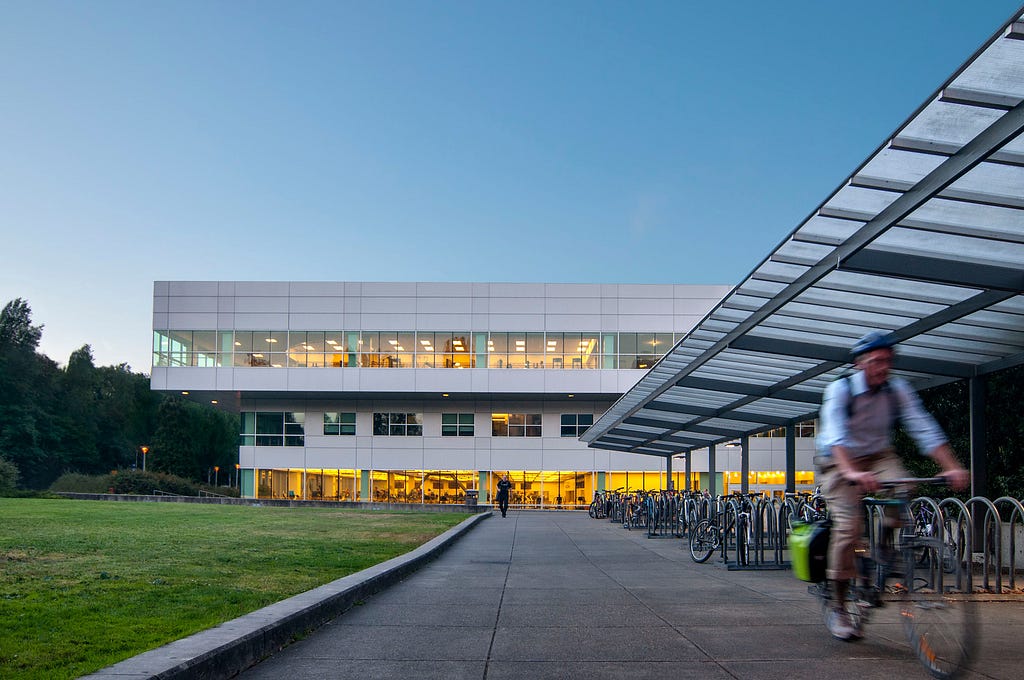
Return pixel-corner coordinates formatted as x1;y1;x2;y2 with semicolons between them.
789;520;830;582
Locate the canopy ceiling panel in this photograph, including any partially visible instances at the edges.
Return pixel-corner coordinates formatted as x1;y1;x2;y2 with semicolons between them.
584;10;1024;457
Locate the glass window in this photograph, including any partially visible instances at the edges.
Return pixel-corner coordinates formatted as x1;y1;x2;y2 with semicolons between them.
416;332;437;368
442;413;474;436
284;412;305;446
324;412;356;435
579;333;599;369
373;413;423;436
560;413;594;437
493;413;541;437
240;411;255;446
255;412;284;446
488;333;508;368
192;331;217;367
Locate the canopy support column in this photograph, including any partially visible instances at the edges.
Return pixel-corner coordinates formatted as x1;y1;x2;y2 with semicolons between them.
741;436;750;494
708;444;717;497
685;453;692;491
665;455;673;490
786;426;796;494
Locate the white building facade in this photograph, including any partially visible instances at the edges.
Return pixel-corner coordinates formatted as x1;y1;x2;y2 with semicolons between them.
150;281;818;506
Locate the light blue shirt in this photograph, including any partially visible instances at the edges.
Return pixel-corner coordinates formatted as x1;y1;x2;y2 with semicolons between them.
816;372;947;459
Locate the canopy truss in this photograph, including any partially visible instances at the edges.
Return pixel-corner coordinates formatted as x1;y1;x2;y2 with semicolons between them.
583;11;1024;457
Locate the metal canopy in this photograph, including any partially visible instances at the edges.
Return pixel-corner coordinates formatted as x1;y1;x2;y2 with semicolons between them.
583;11;1024;457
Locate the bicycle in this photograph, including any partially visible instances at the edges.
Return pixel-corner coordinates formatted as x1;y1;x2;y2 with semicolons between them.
688;515;721;563
807;477;976;679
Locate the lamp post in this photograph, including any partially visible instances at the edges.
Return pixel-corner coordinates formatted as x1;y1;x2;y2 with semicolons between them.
235;463;240;490
214;466;220;486
141;446;149;472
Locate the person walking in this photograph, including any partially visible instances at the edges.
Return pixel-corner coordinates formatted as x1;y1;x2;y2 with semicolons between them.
816;331;969;641
496;473;512;518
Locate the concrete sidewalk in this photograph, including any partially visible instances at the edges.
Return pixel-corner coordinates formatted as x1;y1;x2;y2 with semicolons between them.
237;511;1024;680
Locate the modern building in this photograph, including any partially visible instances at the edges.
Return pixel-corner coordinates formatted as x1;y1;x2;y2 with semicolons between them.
150;281;818;506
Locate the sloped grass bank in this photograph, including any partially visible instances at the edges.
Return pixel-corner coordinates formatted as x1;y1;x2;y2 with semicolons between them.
0;498;468;679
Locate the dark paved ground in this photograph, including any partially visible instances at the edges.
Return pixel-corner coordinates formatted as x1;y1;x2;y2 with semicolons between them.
239;511;1023;680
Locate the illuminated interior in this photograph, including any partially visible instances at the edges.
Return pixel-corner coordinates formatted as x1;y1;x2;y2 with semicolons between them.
246;468;816;505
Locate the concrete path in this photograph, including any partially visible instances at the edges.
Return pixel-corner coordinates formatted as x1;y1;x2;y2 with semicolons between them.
239;511;1024;680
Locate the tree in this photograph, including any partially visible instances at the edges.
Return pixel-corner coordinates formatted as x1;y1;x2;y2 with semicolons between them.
0;298;43;350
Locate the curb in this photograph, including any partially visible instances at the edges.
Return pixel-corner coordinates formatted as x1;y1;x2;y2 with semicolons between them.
81;511;492;679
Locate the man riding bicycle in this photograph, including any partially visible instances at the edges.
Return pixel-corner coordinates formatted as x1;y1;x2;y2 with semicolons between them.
816;331;969;641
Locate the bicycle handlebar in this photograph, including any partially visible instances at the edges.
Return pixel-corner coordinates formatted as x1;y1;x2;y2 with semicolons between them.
876;477;948;487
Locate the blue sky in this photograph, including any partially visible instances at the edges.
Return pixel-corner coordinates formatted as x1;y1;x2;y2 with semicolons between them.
1;1;1020;372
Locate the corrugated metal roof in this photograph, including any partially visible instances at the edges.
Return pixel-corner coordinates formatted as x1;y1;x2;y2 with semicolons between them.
583;11;1024;456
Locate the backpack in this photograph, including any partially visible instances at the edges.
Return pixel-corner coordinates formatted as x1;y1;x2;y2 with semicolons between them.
789;519;831;582
839;375;902;425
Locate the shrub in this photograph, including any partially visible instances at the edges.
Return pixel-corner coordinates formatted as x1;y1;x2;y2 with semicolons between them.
49;472;108;493
0;455;19;492
49;470;241;498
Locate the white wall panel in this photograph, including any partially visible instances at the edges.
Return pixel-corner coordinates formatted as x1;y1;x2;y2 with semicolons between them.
235;296;290;313
168;313;217;329
233;313;289;329
167;296;219;313
234;282;289;296
287;313;344;330
290;282;346;296
169;281;219;296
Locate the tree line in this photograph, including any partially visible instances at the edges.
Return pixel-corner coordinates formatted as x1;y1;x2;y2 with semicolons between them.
0;298;237;490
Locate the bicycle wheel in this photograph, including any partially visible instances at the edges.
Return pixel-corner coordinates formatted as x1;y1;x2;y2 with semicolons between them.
901;538;976;679
689;520;718;563
735;516;749;566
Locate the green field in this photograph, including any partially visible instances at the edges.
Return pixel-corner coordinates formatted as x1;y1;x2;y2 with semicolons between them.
0;498;469;679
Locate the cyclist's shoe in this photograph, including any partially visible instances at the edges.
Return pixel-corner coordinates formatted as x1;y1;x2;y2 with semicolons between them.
827;608;861;641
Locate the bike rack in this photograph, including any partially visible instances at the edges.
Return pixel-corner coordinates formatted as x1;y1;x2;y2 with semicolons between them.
936;496;973;593
966;496;1003;593
992;497;1024;592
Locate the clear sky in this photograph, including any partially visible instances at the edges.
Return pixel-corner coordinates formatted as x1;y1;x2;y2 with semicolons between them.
1;1;1020;373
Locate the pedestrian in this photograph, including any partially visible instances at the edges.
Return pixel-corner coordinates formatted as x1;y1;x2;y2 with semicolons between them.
496;473;512;518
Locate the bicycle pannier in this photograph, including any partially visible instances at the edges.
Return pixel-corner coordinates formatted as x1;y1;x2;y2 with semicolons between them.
789;520;830;583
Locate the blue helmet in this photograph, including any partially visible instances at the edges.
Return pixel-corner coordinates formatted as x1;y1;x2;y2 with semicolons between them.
851;331;895;359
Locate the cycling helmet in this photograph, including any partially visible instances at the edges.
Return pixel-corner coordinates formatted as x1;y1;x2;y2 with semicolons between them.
850;331;895;359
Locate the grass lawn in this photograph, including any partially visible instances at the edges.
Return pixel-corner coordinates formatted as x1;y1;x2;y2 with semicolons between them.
0;498;469;679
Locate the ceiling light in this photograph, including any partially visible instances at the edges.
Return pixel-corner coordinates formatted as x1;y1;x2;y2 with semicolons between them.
181;391;189;395
211;400;218;404
234;341;241;346
253;353;264;358
326;339;337;345
266;338;277;343
388;340;398;345
420;339;430;345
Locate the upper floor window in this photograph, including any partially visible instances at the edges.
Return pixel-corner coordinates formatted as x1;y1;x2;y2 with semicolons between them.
492;413;542;437
153;329;683;370
323;412;356;436
373;412;423;436
442;413;474;436
560;414;593;437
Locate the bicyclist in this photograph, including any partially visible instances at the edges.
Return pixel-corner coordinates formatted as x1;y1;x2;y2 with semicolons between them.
816;331;969;641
